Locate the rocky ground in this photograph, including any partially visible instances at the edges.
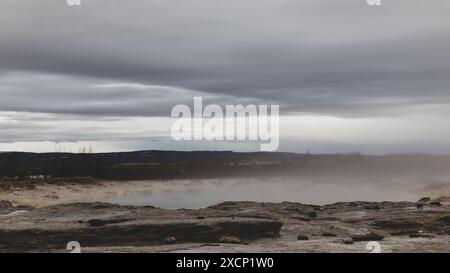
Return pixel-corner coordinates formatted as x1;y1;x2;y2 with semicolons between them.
1;195;450;253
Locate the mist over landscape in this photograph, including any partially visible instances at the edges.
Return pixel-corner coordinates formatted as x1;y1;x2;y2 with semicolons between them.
1;0;450;254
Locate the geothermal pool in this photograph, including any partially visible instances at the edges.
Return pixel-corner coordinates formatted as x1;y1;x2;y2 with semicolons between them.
103;177;438;209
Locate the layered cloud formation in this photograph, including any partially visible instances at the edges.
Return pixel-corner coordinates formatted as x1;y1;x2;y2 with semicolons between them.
1;0;450;153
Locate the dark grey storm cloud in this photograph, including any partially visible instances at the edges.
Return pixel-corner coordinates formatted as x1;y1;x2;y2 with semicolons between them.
2;0;450;154
1;0;450;117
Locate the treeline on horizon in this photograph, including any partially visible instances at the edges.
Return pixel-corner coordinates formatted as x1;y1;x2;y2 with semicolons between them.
1;151;450;181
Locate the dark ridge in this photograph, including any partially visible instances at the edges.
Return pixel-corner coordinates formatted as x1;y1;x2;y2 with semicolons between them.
1;150;450;181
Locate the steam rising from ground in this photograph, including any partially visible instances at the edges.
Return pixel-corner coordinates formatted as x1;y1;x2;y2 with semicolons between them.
3;176;450;209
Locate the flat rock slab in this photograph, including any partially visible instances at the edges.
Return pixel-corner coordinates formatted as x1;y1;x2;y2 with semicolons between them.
0;202;282;251
1;199;450;252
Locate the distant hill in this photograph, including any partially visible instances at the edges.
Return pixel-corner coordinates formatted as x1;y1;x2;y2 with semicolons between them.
1;150;450;180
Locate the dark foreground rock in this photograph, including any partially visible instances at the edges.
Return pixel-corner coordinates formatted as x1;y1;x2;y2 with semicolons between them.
0;202;282;251
351;232;384;242
0;200;13;209
1;199;450;252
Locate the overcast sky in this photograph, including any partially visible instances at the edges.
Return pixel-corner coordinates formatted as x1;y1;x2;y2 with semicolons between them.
1;0;450;154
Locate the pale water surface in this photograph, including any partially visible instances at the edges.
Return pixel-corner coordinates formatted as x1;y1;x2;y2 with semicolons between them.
104;177;444;209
